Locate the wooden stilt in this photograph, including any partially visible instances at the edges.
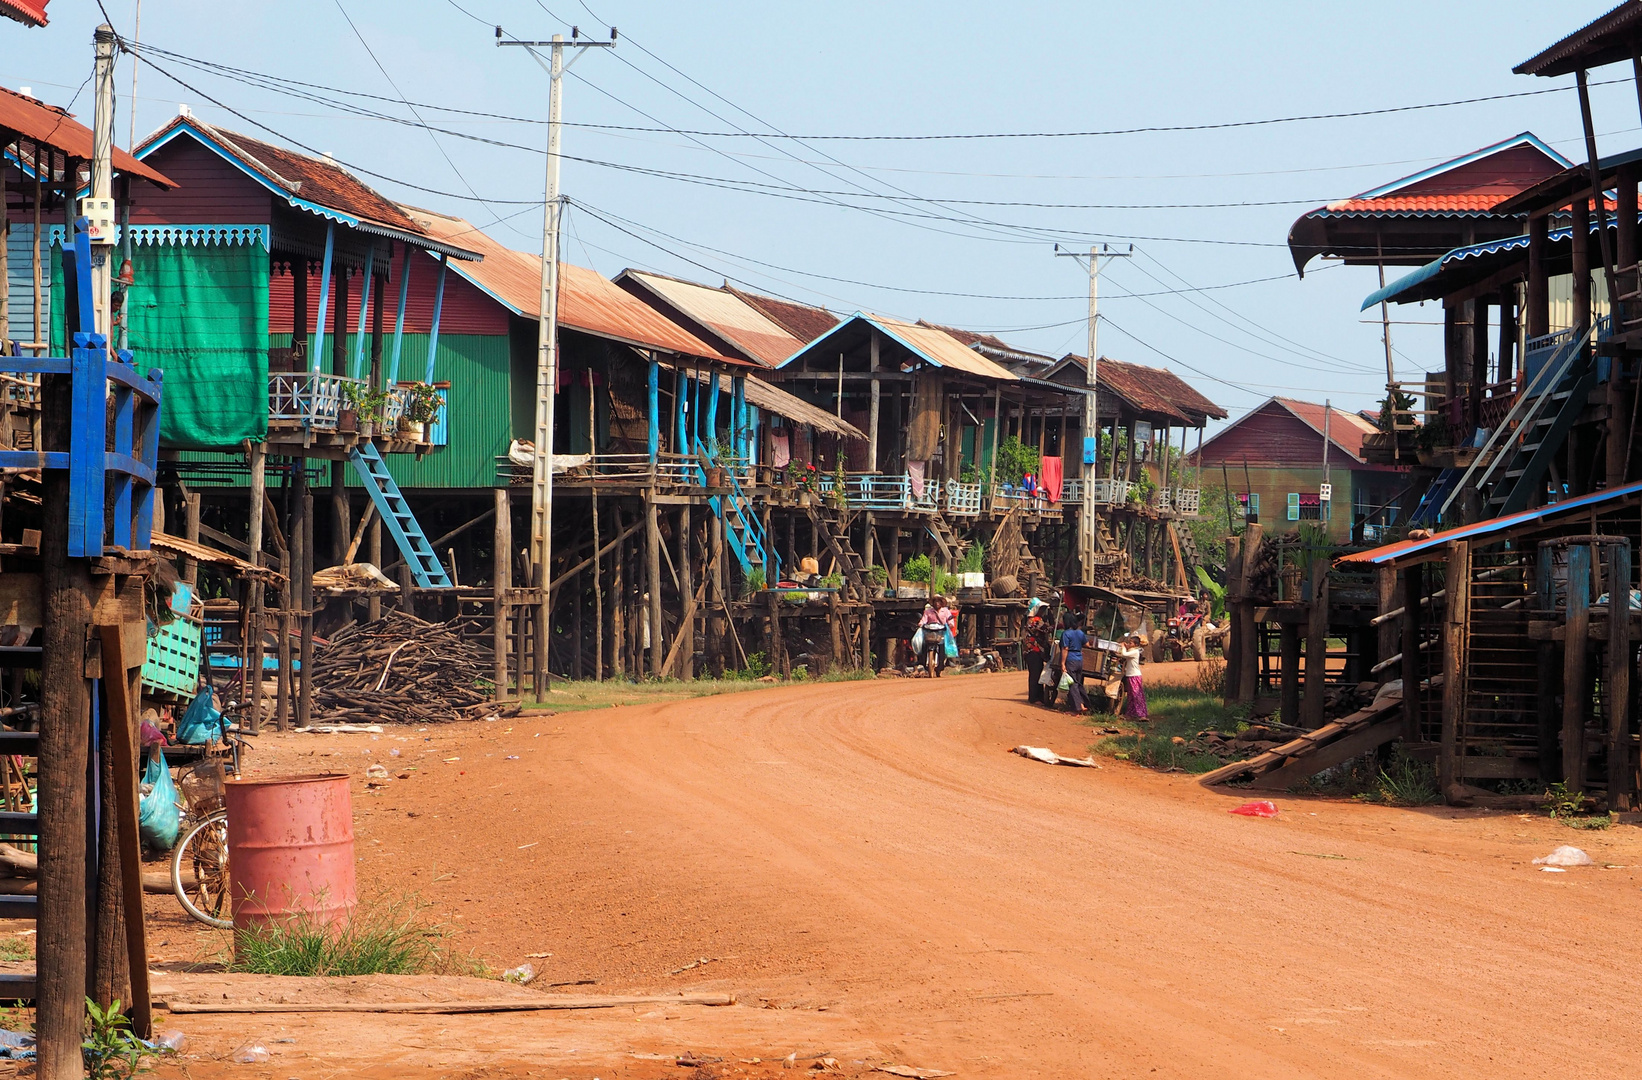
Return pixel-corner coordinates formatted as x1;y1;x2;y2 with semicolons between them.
1302;557;1328;729
38;375;90;1080
1441;541;1472;797
646;494;663;676
612;505;626;679
1606;542;1632;809
677;505;692;679
492;488;511;700
1279;624;1300;727
297;468;315;729
246;443;266;732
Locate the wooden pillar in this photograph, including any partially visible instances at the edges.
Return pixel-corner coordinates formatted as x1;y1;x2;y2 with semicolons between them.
646;493;663;676
868;331;881;472
677;505;693;679
37;373;90;1080
1302;557;1329;729
1236;523;1262;704
767;589;783;676
1572;198;1592;332
366;516;382;621
181;485;201;585
1497;288;1517;388
1606;542;1632;809
246;443;267;732
1375;565;1399;682
1562;542;1591;792
1440;541;1471;797
1401;569;1423;744
1223;533;1244;705
1442;304;1461;409
1527;216;1551;339
492;488;511;699
1469;299;1488;434
611;504;626;679
1279;623;1300;727
1619;165;1641;303
708;512;725;677
297;465;315;728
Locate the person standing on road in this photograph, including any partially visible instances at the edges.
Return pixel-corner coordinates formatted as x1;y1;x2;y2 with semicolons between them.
1059;612;1089;714
1024;597;1051;704
1118;633;1148;720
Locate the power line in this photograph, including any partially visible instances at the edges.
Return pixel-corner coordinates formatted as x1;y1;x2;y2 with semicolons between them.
1099;315;1381;400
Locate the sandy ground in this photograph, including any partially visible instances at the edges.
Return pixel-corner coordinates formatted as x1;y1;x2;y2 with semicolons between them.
25;664;1642;1078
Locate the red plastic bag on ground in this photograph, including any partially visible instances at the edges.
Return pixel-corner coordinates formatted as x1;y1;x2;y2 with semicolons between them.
1229;800;1278;818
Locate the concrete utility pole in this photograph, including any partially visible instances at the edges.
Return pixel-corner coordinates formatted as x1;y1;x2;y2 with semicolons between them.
498;26;614;694
1057;243;1130;582
87;24;118;340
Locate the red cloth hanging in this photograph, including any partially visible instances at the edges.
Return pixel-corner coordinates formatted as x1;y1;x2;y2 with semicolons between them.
1039;456;1064;504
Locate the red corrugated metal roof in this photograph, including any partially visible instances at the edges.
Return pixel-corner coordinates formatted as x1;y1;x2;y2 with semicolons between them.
0;0;47;27
1058;354;1227;423
0;85;170;186
1274;397;1380;462
400;205;741;363
725;286;838;343
1322;195;1504;214
151;118;420;232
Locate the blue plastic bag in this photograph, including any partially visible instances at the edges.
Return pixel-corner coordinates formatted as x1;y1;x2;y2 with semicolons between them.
174;686;227;746
138;750;181;850
944;626;959;659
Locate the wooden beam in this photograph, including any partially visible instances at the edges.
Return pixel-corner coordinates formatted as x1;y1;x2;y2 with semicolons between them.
94;626;150;1038
1439;542;1470;797
1562;542;1591;791
1302;557;1329;729
1607;542;1631;808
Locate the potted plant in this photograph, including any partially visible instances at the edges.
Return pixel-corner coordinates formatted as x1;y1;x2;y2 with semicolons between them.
796;463;819;506
400;382;443;442
828;462;849;510
900;553;931;598
344;383;388;439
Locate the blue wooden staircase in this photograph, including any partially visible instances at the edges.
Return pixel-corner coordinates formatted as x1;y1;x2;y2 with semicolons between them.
694;439;774;580
348;442;453;588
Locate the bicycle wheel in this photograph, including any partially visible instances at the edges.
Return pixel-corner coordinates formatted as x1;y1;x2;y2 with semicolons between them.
172;810;233;929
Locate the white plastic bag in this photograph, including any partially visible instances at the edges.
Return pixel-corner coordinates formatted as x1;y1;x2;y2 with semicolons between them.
1037;664;1054;687
911;628;925;655
1058;671;1073;692
1532;845;1594;867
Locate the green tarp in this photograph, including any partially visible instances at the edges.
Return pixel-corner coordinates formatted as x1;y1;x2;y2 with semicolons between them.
54;242;268;449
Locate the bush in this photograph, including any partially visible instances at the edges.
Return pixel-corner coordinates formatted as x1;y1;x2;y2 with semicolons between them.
228;897;464;977
957;542;984;574
995;436;1040;486
902;554;931;583
867;564;890;587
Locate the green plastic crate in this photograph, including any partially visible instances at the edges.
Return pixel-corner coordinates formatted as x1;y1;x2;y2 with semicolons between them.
141;611;203;697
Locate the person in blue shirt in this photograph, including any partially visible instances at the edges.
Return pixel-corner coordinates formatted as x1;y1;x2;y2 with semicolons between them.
1059;612;1089;714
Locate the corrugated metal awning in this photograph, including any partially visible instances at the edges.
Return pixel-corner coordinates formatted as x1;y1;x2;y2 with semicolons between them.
1338;479;1642;567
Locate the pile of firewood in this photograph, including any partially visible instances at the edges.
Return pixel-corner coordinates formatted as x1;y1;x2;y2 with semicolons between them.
309;611;495;722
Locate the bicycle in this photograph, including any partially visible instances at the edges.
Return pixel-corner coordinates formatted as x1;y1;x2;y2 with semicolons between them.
170;715;255;929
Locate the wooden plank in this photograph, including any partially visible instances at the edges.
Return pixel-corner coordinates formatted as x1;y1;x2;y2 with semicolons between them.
0;573;40;627
1607;543;1632;808
1402;566;1421;743
1248;714;1406;790
95;625;151;1038
1455;756;1541;779
1562;543;1590;791
1439;541;1470;797
1302;557;1329;729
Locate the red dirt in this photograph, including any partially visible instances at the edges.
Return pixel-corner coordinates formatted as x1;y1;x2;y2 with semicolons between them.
113;669;1642;1078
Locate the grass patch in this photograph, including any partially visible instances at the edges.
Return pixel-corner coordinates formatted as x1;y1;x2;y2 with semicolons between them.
226;897;471;978
1353;750;1440;806
0;937;32;963
1090;682;1246;774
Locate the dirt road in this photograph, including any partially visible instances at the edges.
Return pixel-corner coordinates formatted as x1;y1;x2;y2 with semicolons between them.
144;670;1642;1078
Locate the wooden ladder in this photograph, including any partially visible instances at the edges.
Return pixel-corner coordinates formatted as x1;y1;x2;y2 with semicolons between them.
805;506;869;600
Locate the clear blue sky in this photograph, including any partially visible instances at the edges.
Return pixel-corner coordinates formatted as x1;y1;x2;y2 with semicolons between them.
5;1;1632;427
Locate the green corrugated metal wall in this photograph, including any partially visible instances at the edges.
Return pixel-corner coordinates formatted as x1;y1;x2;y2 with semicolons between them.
179;332;512;489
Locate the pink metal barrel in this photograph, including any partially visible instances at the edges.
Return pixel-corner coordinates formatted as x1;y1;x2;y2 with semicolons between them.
225;773;356;930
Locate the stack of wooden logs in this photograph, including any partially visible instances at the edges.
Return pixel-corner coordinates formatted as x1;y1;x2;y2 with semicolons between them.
309;612;495;722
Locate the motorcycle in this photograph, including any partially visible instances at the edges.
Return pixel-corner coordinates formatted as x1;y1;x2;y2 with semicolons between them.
1164;608;1206;661
916;620;948;677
